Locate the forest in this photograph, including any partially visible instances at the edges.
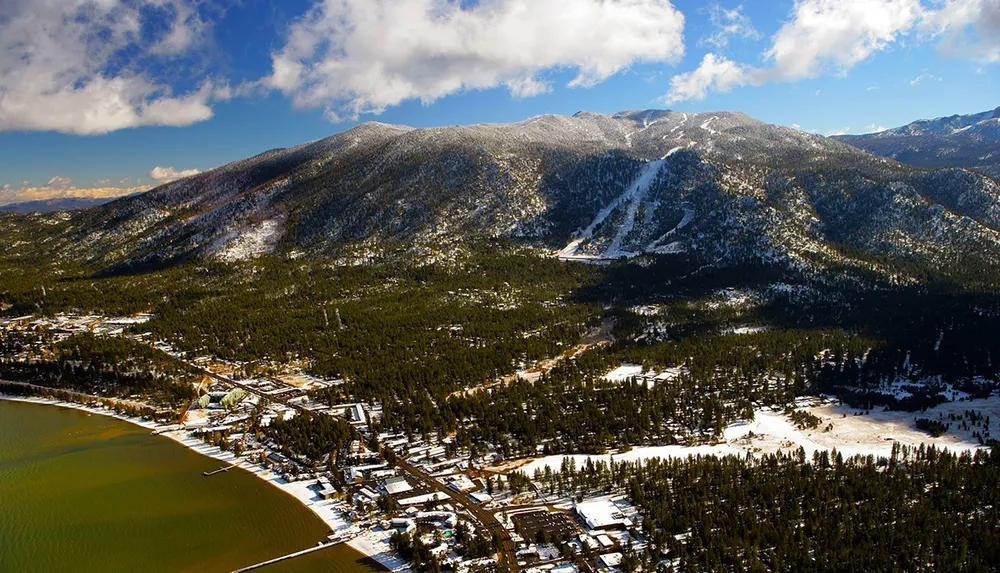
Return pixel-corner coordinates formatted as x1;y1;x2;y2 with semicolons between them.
0;334;197;408
533;445;1000;572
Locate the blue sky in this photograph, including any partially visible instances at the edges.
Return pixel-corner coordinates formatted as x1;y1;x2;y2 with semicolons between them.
0;0;997;204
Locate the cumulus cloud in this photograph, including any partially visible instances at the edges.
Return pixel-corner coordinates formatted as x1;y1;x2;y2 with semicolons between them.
0;178;147;207
765;0;922;81
150;166;202;183
664;54;756;103
0;0;226;135
701;4;761;49
666;0;997;103
922;0;1000;63
268;0;686;121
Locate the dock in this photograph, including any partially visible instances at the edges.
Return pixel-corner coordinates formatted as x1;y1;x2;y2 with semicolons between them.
228;536;352;573
203;464;237;476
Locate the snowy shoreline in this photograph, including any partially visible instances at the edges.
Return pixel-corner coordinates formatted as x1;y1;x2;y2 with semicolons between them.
0;394;409;573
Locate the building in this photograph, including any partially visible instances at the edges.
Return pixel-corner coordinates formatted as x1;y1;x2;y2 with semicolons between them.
445;474;477;493
316;476;338;500
598;552;623;569
574;500;633;531
469;491;494;504
383;476;414;496
391;518;417;534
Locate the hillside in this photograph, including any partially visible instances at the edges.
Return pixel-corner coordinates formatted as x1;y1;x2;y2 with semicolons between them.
837;106;1000;179
0;109;992;285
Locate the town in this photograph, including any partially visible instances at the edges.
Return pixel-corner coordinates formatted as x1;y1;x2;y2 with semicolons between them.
0;312;649;573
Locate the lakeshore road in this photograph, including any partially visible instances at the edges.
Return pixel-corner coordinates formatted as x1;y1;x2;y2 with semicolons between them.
194;367;520;573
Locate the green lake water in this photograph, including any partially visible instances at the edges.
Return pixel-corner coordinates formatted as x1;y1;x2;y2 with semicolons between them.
0;399;386;573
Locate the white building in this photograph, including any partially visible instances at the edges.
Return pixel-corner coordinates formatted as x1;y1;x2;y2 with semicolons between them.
575;500;633;531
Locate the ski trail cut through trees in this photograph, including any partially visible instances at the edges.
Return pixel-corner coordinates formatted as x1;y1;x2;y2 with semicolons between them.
557;156;671;260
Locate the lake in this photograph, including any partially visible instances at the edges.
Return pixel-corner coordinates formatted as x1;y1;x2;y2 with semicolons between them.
0;399;385;573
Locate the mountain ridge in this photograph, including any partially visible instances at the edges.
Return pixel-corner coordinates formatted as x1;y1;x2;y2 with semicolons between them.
836;106;1000;180
11;108;994;284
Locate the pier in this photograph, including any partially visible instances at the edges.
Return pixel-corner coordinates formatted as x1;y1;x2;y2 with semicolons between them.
228;535;352;573
203;464;237;476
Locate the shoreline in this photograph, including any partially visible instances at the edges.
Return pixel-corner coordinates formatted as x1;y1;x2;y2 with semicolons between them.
0;394;409;573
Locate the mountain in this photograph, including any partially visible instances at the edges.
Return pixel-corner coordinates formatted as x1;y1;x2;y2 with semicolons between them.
0;196;119;214
43;109;1000;279
836;107;1000;179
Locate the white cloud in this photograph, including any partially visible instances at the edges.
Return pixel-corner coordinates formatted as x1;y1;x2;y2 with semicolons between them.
826;126;852;136
664;53;755;103
665;0;999;103
0;0;224;135
701;3;761;49
922;0;1000;62
910;72;942;85
665;0;923;103
150;166;202;183
865;123;888;132
268;0;686;121
46;176;74;188
765;0;922;81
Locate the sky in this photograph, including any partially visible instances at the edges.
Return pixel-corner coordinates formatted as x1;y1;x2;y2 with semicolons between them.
0;0;997;205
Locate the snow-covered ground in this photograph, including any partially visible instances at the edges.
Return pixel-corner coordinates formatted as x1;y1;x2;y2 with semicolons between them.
349;528;415;573
515;395;999;475
604;364;644;382
214;218;283;262
603;364;685;388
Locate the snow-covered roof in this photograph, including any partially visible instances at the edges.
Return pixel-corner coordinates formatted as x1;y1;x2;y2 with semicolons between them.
575;500;632;530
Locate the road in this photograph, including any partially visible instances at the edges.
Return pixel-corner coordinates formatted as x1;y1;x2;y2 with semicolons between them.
5;341;522;573
195;367;520;573
395;457;519;573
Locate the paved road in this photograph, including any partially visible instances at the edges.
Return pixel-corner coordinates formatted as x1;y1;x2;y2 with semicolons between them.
196;367;520;573
396;457;519;573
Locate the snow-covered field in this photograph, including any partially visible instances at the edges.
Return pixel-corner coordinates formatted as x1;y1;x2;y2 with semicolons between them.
603;364;685;387
515;395;999;475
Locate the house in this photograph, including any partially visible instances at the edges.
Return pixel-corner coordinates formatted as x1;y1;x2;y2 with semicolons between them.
599;552;623;569
469;491;494;504
383;476;414;496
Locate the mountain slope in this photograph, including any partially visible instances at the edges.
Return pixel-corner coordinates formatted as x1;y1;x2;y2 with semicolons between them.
837;107;1000;179
49;109;1000;279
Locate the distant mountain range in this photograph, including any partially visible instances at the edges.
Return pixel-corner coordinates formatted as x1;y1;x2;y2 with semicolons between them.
836;107;1000;179
0;196;119;214
4;108;996;283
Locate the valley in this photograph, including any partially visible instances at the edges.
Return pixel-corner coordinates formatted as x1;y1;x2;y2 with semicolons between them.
3;107;1000;571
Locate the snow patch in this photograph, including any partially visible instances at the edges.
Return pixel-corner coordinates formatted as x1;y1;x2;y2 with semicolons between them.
214;218;283;262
